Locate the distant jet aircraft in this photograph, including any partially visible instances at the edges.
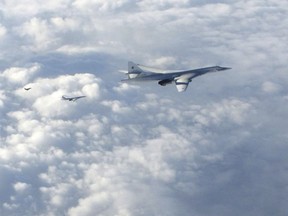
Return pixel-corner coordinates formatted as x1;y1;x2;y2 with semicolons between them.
121;61;231;92
62;95;86;102
24;87;31;91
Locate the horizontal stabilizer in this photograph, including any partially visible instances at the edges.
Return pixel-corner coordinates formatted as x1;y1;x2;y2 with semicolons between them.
118;70;128;74
127;61;142;78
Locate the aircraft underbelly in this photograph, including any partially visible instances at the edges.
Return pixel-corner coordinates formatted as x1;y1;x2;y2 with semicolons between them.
144;74;174;80
130;73;175;81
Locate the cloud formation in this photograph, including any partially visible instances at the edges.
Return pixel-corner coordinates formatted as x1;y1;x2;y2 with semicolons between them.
0;0;288;216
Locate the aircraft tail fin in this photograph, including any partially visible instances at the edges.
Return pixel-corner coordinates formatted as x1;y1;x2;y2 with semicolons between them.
127;61;143;79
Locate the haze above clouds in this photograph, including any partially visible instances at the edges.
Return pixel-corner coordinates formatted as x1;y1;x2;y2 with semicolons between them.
0;0;288;215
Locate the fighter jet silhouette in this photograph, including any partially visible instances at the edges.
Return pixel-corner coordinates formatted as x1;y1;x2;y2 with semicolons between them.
62;95;86;102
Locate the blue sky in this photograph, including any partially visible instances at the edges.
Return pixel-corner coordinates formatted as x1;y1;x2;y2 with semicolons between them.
0;0;288;215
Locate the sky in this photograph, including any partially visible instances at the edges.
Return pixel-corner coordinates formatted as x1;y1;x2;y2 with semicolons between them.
0;0;288;215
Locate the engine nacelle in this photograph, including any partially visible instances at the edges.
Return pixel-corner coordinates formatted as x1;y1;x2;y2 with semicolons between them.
158;79;173;86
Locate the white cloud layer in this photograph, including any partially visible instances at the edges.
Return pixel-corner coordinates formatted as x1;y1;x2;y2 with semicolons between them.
0;0;288;216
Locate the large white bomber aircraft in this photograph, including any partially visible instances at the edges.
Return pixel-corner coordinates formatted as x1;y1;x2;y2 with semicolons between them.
121;61;231;92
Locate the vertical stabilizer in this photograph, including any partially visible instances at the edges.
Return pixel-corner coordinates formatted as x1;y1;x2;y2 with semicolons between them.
128;61;142;78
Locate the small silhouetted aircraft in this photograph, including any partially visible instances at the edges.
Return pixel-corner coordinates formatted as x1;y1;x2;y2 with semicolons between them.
24;87;31;91
62;95;86;102
121;61;231;92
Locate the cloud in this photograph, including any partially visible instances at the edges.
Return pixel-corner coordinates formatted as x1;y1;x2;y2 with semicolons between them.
73;0;131;12
261;81;281;94
2;70;288;216
13;182;30;192
0;90;7;108
1;64;40;85
0;24;7;39
0;0;71;18
0;0;288;215
137;0;190;10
